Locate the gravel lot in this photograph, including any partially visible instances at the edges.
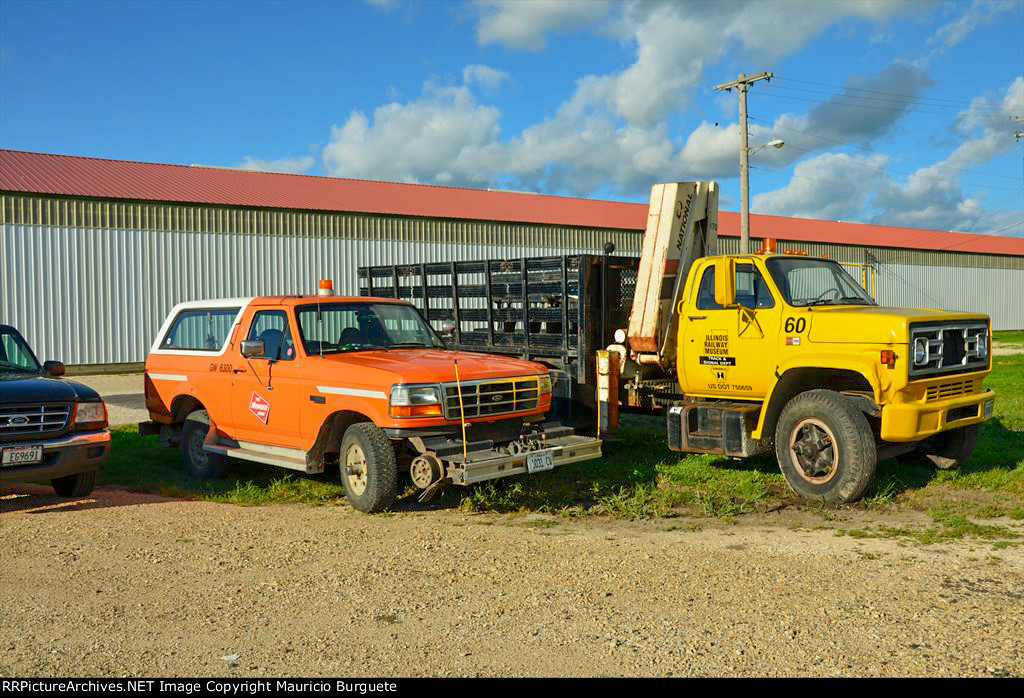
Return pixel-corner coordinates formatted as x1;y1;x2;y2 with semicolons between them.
1;484;1021;678
70;374;146;427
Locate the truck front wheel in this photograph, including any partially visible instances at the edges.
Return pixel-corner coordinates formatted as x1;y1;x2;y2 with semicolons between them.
340;422;398;513
775;390;877;503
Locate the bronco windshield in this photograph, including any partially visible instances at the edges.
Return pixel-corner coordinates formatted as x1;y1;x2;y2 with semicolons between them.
765;258;875;308
0;327;42;373
295;302;444;355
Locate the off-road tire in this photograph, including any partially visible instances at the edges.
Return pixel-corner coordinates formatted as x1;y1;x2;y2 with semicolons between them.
925;424;978;470
51;470;97;497
340;422;398;513
181;413;228;479
775;389;877;503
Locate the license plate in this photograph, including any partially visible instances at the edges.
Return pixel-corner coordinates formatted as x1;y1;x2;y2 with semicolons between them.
2;445;43;466
526;450;554;474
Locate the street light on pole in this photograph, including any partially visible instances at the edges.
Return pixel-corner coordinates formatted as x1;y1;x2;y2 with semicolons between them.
713;71;775;254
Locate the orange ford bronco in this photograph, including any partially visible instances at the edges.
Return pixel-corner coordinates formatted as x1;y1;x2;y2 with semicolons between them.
140;286;602;512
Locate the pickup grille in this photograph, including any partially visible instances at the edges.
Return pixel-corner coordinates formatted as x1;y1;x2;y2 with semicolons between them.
925;378;979;402
910;322;988;378
441;377;540;420
0;403;72;437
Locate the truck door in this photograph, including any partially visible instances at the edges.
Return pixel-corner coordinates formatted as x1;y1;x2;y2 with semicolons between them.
229;309;304;449
680;261;781;400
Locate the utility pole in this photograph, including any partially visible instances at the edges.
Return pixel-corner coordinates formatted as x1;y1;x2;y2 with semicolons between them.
714;71;773;253
1014;116;1023;142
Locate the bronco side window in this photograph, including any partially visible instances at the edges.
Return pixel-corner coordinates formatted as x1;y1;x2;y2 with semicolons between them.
161;308;240;352
246;311;296;361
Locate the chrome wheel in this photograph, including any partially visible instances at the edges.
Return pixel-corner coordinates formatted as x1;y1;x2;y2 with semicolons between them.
789;417;839;485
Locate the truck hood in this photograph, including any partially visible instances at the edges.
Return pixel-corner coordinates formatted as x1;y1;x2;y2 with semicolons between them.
0;373;101;405
807;306;989;344
308;349;545;386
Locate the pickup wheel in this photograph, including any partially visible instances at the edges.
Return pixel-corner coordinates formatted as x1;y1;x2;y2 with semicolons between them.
340;422;397;513
925;424;979;470
775;390;877;503
181;415;228;479
51;470;97;498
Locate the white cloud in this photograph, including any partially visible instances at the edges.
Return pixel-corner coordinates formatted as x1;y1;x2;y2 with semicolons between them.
473;0;613;51
754;77;1024;235
462;64;510;90
928;0;1016;54
235;155;315;174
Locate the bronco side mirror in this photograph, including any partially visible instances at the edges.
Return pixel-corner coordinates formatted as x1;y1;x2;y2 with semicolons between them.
714;258;736;307
440;320;457;336
240;339;265;358
43;360;65;377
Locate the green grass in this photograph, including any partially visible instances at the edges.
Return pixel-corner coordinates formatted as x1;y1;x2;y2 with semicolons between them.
98;355;1024;521
993;330;1024;346
836;509;1022;545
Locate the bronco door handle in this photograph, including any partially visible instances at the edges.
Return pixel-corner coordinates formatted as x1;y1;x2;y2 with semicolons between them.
233;368;247;374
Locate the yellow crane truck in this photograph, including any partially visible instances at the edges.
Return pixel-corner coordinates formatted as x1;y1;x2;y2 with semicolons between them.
601;182;994;502
358;182;995;503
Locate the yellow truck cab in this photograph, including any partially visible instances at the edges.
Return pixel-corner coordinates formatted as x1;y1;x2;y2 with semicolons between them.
669;252;993;502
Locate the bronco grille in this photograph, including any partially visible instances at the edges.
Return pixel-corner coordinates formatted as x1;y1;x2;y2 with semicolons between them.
910;322;988;378
441;377;540;420
0;403;71;437
925;379;979;402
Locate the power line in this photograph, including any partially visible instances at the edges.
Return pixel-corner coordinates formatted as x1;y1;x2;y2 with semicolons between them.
747;137;1021;191
775;75;1014;109
755;90;1016;118
748;116;1023;181
764;83;1013;115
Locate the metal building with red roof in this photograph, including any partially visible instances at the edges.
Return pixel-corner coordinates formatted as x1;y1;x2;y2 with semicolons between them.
1;149;1021;366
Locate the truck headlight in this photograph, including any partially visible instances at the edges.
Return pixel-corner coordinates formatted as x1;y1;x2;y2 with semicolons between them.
978;331;989;360
73;401;108;429
538;374;552;395
913;338;928;366
390;384;443;418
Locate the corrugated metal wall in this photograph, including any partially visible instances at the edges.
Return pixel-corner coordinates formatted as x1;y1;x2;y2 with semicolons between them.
2;193;1022;366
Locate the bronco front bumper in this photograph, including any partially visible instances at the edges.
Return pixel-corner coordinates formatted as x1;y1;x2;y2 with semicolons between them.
880;389;995;442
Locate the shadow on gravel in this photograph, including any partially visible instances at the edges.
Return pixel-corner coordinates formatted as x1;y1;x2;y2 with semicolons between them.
0;484;180;515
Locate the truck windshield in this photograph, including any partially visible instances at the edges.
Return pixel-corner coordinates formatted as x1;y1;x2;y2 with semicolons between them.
765;258;875;307
0;327;42;373
295;302;444;355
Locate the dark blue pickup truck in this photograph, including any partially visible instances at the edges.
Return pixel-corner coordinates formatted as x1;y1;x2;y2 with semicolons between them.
0;324;110;497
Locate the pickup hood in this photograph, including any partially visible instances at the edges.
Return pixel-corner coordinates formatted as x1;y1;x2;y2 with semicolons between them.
308;349;545;387
807;306;989;344
0;373;101;405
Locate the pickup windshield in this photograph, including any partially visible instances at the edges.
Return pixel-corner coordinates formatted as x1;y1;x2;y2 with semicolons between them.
765;258;875;308
0;327;42;373
295;302;444;355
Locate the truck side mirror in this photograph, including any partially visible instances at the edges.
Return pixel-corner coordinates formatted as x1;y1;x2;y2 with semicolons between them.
240;339;265;358
43;360;65;377
714;258;736;307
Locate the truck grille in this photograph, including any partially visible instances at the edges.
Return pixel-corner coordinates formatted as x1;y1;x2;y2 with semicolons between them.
910;322;988;378
0;403;72;437
925;378;979;402
441;377;540;420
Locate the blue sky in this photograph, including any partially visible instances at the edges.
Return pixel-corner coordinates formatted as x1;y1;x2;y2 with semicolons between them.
1;0;1022;239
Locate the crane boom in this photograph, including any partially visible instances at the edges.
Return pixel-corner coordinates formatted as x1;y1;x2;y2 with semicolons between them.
626;181;719;367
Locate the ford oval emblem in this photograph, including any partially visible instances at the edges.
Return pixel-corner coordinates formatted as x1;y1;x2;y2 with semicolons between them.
491;395;503;402
8;416;30;426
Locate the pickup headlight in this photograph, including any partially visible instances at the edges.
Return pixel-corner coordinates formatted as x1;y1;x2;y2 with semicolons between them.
538;374;552;395
389;384;443;418
73;401;108;429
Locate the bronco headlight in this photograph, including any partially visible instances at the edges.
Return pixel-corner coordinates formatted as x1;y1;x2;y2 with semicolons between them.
389;384;443;418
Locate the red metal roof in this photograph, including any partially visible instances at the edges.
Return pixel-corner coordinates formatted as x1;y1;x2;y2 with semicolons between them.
1;149;1021;256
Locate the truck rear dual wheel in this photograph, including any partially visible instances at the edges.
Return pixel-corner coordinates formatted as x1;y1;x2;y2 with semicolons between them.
775;390;877;503
51;470;97;498
340;422;398;513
